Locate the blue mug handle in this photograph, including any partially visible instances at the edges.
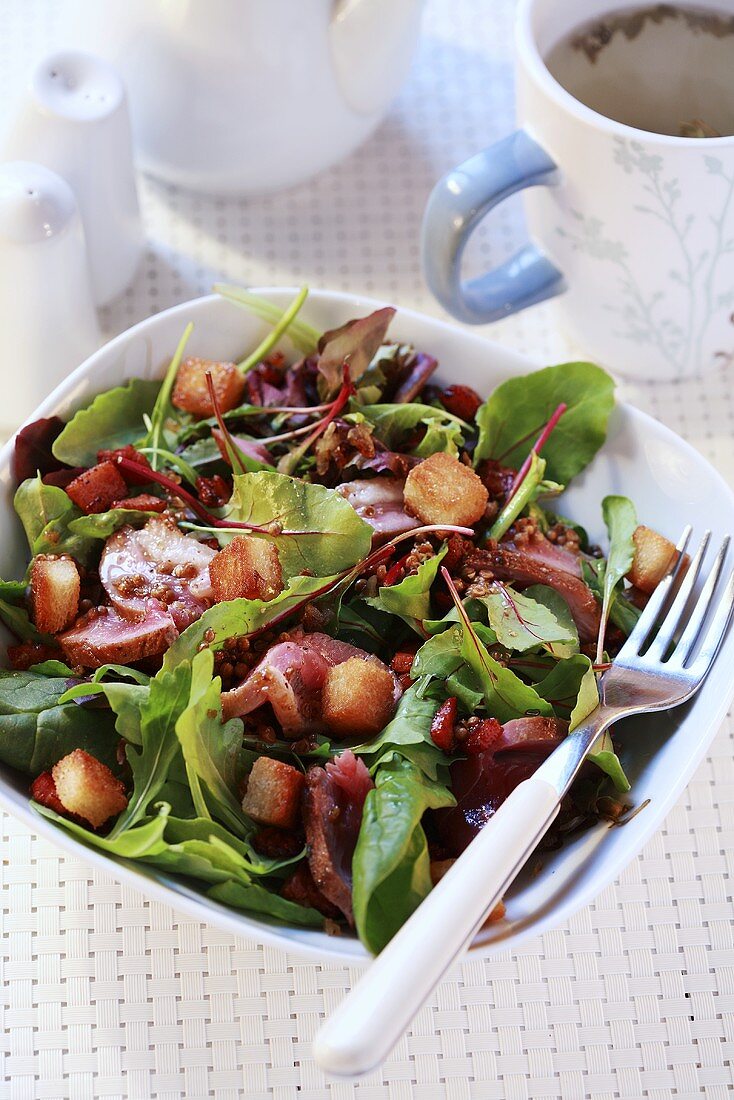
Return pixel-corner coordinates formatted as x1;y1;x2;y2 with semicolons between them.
421;129;566;324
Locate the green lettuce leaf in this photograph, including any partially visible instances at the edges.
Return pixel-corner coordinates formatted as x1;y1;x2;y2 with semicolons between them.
352;757;454;954
14;477;95;566
221;471;371;578
596;495;637;659
365;546;447;634
52;378;161;466
107;662;192;838
474;362;615;482
174;649;248;835
355;403;467;450
477;583;578;656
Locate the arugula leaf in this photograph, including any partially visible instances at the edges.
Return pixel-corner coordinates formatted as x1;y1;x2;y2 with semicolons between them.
317;307;396;397
223;471;371;578
52;378;161;466
163;574;336;671
365;546;447;634
107;662;192;838
174;649;247;835
352;757;454;954
478;583;578;656
596;495;637;661
474;362;615;483
582;558;641;637
34;802;171;857
0;672;121;774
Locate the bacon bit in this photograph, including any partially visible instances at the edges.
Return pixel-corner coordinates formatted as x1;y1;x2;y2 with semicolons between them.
390;647;418;676
66;462;129;515
195;474;231;508
430;697;457;754
382;552;411;588
30;771;66;815
439;384;482;422
112;493;167;513
251;826;304;860
464;717;503;756
99;444;151;470
7;642;60;670
280;863;342;920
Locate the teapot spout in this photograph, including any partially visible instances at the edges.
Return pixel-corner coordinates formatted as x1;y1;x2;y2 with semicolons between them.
330;0;425;116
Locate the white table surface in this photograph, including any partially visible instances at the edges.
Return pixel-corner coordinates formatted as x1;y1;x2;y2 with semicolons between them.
1;2;733;1098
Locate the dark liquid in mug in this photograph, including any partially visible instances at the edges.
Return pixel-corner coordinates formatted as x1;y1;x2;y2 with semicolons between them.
544;4;734;137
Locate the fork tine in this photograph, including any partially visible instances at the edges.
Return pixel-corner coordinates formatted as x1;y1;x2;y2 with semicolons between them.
671;536;731;666
644;531;711;661
686;567;734;680
619;525;692;657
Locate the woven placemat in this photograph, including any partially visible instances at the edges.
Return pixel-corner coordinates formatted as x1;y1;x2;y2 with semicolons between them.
1;1;733;1097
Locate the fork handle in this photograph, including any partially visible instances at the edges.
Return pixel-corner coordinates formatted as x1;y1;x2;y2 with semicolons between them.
313;775;561;1077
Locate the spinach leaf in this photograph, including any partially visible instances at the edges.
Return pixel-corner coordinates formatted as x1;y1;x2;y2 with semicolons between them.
365;546;447;634
52;378;161;466
474;362;615;483
163;574;336;671
223;471;371;578
207;879;323;927
174;649;248;835
14;477;96;566
0;595;44;643
411;627;465;682
596;495;637;660
0;672;121;774
59;679;149;745
353;683;447;781
68;507;160;540
352;757;454;954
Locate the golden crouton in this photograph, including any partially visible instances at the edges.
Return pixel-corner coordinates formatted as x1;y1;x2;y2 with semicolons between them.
403;452;488;527
172;357;246;418
30;554;80;635
66;461;129;515
321;657;397;739
242;757;305;829
627;525;678;594
209;536;283;603
52;749;127;829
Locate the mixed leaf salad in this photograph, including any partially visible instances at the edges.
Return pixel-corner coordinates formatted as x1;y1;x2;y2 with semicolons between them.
0;287;679;953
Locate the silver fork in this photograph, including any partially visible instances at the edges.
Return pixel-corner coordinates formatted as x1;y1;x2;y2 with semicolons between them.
314;527;734;1078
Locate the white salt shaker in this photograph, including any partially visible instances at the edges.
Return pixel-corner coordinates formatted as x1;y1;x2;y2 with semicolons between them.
4;50;143;306
0;161;101;430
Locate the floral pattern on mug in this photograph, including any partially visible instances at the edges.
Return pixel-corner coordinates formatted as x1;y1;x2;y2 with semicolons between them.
557;138;734;376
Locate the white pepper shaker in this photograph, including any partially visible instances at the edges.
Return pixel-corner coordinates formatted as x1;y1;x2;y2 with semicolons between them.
4;50;144;306
0;161;101;431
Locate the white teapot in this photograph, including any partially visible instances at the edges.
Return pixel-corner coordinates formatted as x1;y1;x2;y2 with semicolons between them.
66;0;425;195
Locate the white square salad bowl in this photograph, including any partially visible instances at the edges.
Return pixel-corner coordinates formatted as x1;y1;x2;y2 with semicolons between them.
0;288;732;963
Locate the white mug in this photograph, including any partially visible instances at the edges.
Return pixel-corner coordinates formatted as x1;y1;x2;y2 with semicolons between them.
421;0;734;381
63;0;425;196
5;51;143;307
